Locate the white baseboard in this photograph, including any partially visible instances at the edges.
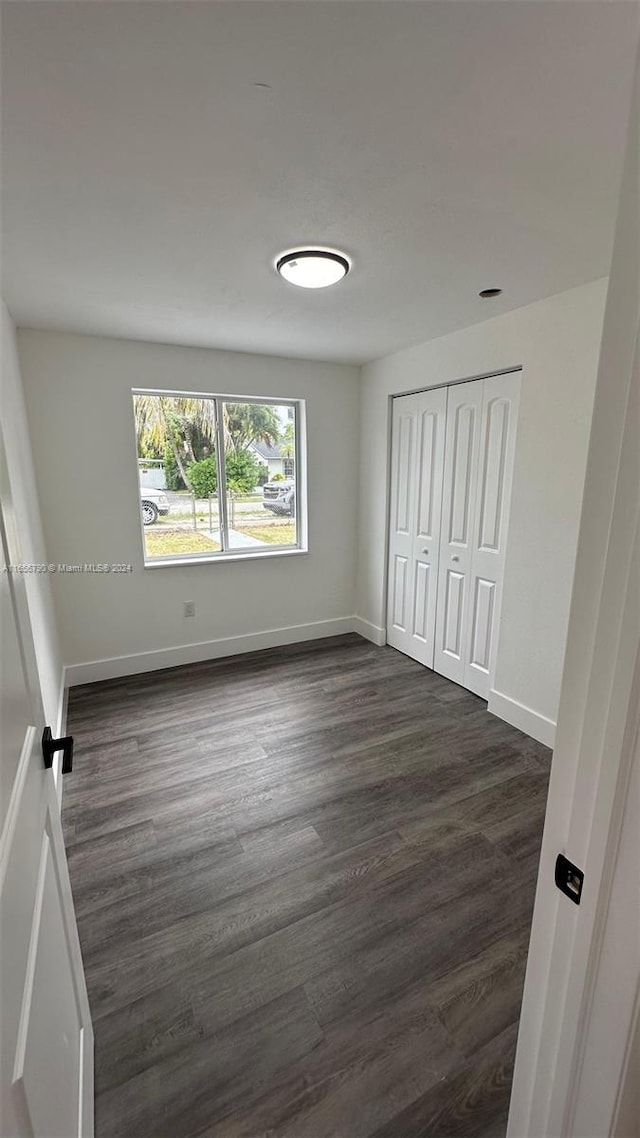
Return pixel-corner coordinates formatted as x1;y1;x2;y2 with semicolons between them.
488;688;556;749
353;616;387;646
64;617;357;687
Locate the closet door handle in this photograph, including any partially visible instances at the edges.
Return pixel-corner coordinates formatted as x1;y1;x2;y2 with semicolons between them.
451;555;460;562
422;548;429;556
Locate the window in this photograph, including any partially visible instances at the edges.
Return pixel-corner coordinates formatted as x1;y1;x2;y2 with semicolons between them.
133;392;304;564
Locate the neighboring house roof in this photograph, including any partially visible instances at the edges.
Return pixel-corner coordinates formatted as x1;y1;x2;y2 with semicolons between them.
250;440;283;461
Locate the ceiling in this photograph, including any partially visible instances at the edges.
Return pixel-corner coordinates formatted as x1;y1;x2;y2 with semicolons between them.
2;1;638;365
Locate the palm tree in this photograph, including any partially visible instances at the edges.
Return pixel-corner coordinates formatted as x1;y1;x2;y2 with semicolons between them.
134;395;217;490
223;403;280;452
134;397;282;498
280;420;295;475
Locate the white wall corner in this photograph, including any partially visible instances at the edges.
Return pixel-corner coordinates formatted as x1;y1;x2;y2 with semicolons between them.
488;688;556;749
353;616;387;646
64;617;357;686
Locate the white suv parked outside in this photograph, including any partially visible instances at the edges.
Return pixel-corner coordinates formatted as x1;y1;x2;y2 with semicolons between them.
262;479;295;517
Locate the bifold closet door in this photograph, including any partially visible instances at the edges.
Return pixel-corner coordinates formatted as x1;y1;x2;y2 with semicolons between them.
434;373;519;698
386;387;447;667
433;381;484;686
463;372;519;697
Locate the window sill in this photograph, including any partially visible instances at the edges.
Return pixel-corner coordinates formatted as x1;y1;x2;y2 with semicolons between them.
143;546;308;569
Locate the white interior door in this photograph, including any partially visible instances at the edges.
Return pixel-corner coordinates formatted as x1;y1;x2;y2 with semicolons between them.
462;372;520;698
386;388;447;668
433;380;483;685
0;435;94;1138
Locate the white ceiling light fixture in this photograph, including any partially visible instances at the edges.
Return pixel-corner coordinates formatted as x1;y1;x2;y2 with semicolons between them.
276;248;350;289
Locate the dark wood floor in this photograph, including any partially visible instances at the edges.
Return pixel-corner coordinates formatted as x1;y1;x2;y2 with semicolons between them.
63;634;551;1138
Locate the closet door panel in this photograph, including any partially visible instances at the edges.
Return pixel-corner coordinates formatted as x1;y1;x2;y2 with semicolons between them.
477;395;510;552
412;559;431;642
434;382;483;684
463;375;520;698
411;408;437;650
387;403;416;650
391;555;409;632
392;410;414;538
416;409;439;542
411;396;446;664
448;403;476;545
387;388;446;667
442;570;465;658
469;576;495;671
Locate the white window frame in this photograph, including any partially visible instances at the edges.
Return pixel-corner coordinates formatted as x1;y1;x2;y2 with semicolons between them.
132;389;308;567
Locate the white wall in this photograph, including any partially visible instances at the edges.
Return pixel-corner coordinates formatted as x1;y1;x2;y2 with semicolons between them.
17;330;360;681
357;278;608;744
1;302;63;727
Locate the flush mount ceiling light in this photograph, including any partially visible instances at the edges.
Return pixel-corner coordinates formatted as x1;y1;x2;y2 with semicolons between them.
479;287;503;299
276;249;350;289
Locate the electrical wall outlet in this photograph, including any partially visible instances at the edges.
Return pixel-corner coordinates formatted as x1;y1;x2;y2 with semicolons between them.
183;600;195;618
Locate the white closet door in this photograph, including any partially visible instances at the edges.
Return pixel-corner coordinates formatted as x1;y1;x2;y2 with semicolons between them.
433;381;483;685
387;387;447;667
463;372;519;698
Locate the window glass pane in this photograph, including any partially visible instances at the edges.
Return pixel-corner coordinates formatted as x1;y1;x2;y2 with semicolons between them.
222;402;297;550
133;394;221;560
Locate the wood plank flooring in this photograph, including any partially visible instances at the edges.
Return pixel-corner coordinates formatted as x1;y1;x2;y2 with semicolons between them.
63;634;551;1138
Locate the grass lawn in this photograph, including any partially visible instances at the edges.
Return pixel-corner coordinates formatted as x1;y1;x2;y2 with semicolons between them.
241;523;296;545
145;529;220;557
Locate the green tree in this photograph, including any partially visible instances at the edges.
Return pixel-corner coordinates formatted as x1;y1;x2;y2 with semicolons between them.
163;445;183;492
134;395;216;491
186;457;218;498
280;420;295;474
135;396;282;493
224;404;280;452
224;449;262;494
186;449;262;502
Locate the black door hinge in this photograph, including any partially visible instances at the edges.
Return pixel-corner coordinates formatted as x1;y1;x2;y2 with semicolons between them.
555;854;584;905
42;726;74;774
